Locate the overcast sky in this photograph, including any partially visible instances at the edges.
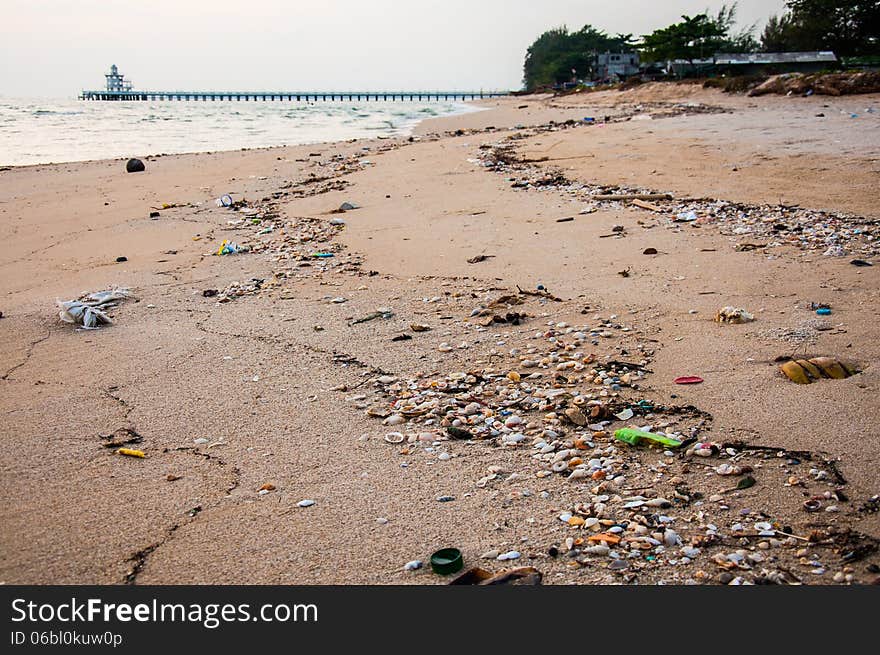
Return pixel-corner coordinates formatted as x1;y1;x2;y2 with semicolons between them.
1;0;786;98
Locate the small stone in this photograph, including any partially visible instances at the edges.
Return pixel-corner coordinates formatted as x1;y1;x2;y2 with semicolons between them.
126;158;145;173
297;499;316;507
497;551;521;561
481;550;501;559
404;560;422;571
437;495;455;502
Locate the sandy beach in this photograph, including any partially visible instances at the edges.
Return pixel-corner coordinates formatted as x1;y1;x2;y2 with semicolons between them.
1;83;878;585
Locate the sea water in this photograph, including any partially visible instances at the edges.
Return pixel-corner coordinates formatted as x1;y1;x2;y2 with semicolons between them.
0;97;480;166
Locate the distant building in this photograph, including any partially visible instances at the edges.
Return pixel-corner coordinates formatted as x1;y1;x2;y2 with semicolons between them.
105;64;133;92
713;51;837;75
594;52;640;81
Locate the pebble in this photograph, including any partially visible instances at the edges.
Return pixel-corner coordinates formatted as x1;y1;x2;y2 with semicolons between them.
497;551;521;561
297;499;316;508
437;495;455;502
481;550;501;559
404;560;423;571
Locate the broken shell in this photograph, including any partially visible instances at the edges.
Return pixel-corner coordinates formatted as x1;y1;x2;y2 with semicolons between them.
803;498;822;512
551;460;568;473
384;432;405;444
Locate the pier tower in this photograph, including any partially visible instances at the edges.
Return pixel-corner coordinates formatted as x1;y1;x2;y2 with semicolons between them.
105;65;133;92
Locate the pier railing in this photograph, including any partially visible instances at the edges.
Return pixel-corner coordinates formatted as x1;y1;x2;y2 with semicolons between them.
79;90;508;102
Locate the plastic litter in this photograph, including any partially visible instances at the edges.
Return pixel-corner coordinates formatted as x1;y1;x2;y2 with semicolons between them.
430;548;463;575
674;376;704;384
779;357;857;384
57;288;131;329
216;194;234;208
614;428;682;448
117;448;145;458
216;240;244;256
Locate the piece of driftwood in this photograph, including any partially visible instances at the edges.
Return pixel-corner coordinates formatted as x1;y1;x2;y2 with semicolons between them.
592;193;673;201
630;199;664;211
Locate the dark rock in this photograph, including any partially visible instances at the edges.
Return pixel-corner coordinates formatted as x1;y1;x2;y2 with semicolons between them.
149;211;160;218
202;289;218;298
126;158;145;173
115;256;128;263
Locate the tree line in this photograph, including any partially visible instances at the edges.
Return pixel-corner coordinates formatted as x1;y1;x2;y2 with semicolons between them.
524;0;879;89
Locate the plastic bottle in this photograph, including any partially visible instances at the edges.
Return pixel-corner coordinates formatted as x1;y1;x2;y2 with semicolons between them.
614;428;682;448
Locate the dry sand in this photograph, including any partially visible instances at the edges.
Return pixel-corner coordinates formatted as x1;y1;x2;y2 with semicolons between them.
1;83;878;585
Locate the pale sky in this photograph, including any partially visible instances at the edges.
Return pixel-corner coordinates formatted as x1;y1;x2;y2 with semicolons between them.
0;0;786;97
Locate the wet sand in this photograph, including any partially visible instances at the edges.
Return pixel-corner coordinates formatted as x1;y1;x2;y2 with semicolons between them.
1;83;878;585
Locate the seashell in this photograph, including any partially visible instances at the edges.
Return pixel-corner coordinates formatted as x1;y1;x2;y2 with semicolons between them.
568;516;586;527
567;468;590;481
564;537;575;551
297;499;316;508
551;460;568;473
568;457;584;469
384;432;405;444
583;544;610;556
377;375;397;384
383;414;405;426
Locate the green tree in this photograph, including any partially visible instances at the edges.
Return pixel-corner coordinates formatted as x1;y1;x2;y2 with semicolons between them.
761;1;879;56
523;25;635;89
641;3;757;65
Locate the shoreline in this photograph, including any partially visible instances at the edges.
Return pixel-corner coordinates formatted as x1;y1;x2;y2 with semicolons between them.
1;84;878;585
0;98;488;169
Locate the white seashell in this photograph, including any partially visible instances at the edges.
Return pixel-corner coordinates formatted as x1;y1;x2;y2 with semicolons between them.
297;499;316;507
383;414;405;426
384;432;405;444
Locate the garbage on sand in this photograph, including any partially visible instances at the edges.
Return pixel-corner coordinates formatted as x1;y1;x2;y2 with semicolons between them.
216;194;234;208
117;448;145;458
714;306;755;324
216;240;245;256
57;288;132;329
674;376;704;385
430;548;463;575
779;357;858;384
614;428;682;449
125;158;145;173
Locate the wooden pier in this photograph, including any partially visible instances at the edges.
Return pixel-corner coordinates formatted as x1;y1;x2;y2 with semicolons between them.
79;90;507;102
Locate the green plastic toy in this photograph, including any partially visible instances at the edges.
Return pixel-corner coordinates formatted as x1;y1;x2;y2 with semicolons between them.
614;428;682;448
